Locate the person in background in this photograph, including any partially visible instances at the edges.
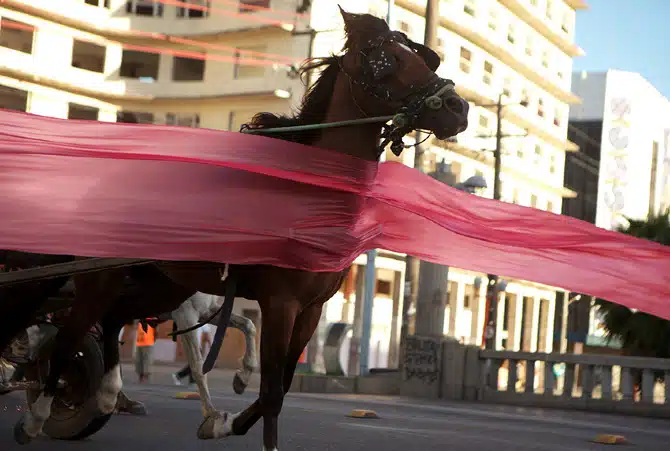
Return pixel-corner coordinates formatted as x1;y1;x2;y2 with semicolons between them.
135;320;156;383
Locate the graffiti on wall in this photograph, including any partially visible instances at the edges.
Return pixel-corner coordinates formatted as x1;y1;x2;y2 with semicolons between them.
600;96;632;229
403;336;440;384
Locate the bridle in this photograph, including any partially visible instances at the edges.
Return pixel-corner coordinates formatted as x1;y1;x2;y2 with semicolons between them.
340;31;457;157
241;31;458;158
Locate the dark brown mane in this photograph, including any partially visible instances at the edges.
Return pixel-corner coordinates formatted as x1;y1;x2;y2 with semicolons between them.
241;56;341;145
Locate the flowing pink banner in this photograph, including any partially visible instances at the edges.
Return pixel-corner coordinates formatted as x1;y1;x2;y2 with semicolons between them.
1;109;670;319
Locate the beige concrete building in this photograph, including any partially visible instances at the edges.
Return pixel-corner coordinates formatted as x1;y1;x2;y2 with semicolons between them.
0;0;588;371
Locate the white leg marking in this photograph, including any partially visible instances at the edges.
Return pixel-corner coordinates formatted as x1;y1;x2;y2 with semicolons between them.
230;314;258;387
212;411;240;438
173;303;217;417
23;393;54;437
97;364;122;414
262;447;279;451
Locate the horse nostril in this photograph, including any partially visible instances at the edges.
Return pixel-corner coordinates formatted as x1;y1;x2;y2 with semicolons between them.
444;96;465;115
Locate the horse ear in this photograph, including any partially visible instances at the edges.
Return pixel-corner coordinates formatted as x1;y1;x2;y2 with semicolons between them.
338;5;359;33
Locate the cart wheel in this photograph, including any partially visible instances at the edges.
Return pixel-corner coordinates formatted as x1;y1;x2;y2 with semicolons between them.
24;330;112;440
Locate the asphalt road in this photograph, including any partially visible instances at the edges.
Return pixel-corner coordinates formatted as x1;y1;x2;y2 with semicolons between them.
1;376;669;450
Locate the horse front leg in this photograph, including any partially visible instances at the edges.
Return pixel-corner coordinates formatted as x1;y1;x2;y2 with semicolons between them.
229;313;258;395
197;298;299;449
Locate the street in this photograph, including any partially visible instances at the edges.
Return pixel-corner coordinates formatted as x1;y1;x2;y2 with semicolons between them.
0;368;669;450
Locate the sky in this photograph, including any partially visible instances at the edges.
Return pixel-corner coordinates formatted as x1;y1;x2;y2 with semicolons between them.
572;0;670;98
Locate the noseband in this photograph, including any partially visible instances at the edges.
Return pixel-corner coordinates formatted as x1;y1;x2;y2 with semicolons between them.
340;31;457;157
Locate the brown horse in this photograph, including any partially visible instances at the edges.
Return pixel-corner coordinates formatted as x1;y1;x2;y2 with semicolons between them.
9;8;469;449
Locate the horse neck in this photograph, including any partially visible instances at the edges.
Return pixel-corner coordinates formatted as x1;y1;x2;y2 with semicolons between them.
311;75;383;162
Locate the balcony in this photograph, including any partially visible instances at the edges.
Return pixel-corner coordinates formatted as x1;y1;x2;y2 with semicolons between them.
4;0;302;39
395;0;581;105
0;45;299;102
498;0;584;58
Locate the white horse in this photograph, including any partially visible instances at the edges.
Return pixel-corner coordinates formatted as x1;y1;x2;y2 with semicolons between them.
116;292;259;418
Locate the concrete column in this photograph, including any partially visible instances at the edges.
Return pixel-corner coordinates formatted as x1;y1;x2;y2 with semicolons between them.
545;297;556;353
530;295;542;353
474;283;487;346
387;270;403;368
340;268;356;323
560;291;570;353
511;294;524;351
468;281;480;345
495;291;506;350
447;281;464;339
414;260;449;337
347;265;365;376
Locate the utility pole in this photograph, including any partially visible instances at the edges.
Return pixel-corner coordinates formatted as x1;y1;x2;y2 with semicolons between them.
359;0;397;376
483;94;503;350
399;0;440;368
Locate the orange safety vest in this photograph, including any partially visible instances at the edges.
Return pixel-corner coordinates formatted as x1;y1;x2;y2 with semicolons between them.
136;322;155;347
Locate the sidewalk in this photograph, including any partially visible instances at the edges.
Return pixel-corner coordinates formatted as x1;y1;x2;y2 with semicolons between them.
120;362;261;392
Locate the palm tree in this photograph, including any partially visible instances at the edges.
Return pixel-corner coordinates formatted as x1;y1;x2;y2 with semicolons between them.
593;210;670;390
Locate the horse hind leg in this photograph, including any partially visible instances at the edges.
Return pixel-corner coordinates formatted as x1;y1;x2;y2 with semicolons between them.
229;313;258;395
173;309;217;419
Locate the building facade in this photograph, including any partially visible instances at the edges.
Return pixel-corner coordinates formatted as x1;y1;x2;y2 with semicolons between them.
0;0;588;370
565;69;670;351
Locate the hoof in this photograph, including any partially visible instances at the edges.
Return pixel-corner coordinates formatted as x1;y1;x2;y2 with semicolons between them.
116;400;148;416
197;411;228;440
13;418;33;445
233;373;247;395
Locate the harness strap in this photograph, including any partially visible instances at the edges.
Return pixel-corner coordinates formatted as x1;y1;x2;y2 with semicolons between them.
202;274;237;374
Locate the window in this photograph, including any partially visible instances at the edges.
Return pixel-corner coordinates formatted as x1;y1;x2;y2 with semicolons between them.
549;154;556;174
541;50;549;68
478;115;489;129
166;113;200;127
525;36;533;56
546;0;553;20
488;8;497;30
547;201;554;212
376;279;392;297
117;111;154;124
71;39;106;73
516;147;524;158
507;24;516;44
84;0;110;7
530;194;538;208
534;144;542;165
463;0;475;16
483;61;493;85
502;77;512;98
521;89;530;107
553;107;561;126
561;12;571;34
172;56;205;81
228;110;257;132
233;46;267;79
177;0;210;18
435;37;445;63
398;20;411;33
126;0;164;16
0;85;28;111
537;98;545;117
0;18;34;54
120;50;160;80
68;103;99;121
239;0;270;13
459;47;472;73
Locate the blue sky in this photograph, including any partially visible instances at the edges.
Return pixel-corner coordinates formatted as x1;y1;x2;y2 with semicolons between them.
573;0;670;98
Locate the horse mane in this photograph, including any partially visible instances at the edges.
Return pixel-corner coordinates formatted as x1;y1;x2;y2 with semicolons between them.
241;56;341;145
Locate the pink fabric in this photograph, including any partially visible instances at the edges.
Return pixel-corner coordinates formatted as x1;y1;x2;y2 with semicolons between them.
1;109;669;319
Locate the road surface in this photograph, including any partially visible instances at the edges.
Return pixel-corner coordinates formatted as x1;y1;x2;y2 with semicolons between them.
0;370;668;450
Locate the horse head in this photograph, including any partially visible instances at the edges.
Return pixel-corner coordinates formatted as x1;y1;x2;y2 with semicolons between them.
337;6;469;152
